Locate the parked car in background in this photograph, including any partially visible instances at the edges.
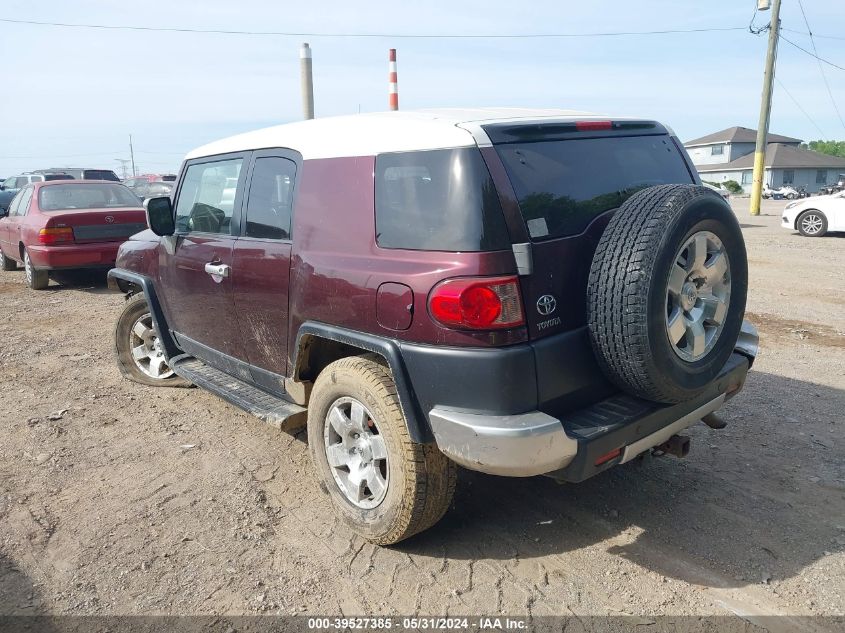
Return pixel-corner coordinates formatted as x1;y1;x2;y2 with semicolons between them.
0;180;147;288
781;190;845;237
33;168;121;182
124;174;177;186
109;109;757;545
702;182;730;201
0;173;74;214
123;176;175;200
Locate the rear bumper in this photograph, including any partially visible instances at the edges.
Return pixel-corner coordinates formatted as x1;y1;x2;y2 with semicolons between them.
427;321;758;480
28;242;122;270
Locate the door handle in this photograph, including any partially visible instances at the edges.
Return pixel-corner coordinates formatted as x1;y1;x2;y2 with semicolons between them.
204;263;231;278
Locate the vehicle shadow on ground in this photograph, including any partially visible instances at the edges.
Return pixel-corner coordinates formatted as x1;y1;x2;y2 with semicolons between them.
46;270;112;294
0;552;56;627
402;370;844;589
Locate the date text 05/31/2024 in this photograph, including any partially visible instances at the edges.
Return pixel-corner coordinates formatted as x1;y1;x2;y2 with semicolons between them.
307;617;528;630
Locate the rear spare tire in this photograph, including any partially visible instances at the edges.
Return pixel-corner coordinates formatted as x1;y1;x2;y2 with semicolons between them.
587;184;747;404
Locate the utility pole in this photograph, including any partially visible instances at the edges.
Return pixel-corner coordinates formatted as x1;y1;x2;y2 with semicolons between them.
128;134;137;177
750;0;781;216
300;43;314;119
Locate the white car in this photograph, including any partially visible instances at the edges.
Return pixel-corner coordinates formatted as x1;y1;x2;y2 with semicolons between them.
703;182;731;201
781;191;845;237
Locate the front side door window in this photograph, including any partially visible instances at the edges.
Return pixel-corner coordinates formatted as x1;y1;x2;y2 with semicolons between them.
175;159;242;235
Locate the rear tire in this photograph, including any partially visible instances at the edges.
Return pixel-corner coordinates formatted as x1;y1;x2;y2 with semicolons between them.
114;293;189;387
587;184;748;404
308;355;457;545
23;249;49;290
796;210;827;237
0;249;16;271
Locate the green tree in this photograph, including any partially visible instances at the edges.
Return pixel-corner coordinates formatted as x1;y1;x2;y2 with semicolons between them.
801;140;845;158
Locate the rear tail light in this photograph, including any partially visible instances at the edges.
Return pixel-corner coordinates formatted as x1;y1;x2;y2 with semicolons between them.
428;275;525;330
38;227;75;245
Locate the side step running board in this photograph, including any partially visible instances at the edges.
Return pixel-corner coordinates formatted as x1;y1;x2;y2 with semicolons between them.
171;357;307;432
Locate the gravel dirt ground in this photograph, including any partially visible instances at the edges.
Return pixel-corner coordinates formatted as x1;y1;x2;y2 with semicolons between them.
0;199;843;629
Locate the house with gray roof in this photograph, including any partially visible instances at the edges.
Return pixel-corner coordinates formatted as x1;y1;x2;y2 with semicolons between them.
684;126;845;193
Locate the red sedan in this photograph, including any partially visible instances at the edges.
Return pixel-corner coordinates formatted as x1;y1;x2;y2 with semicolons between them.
0;180;148;289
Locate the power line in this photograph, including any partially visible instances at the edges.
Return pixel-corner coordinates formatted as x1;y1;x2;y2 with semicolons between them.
774;77;827;139
0;17;748;39
3;149;187;159
796;0;845;132
778;33;845;72
748;4;768;35
782;27;845;41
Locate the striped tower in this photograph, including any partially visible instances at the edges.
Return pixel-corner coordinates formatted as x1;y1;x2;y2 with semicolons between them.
388;49;398;111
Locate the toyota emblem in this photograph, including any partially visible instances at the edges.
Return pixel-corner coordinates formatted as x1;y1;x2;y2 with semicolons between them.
536;294;557;316
104;216;115;224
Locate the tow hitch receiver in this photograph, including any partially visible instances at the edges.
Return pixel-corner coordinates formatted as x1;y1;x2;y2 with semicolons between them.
655;435;690;458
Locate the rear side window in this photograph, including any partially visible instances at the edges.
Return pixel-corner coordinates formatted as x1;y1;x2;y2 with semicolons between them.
496;135;693;240
82;170;120;182
244;157;296;240
174;158;242;235
375;148;509;252
14;188;33;216
44;174;74;181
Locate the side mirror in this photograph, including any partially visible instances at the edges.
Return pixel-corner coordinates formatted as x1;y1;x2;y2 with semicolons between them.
145;196;175;236
0;207;7;218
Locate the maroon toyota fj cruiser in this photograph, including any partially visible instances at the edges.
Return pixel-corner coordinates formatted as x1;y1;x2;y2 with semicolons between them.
109;109;758;545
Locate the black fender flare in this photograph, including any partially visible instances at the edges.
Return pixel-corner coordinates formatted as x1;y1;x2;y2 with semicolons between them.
292;322;432;443
107;268;181;360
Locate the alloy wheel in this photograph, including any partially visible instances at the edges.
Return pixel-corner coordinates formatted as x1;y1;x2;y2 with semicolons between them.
800;213;823;235
665;231;732;362
129;313;174;379
323;397;389;509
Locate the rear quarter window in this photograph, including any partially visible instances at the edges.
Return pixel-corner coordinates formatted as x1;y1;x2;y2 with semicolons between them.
375;148;509;252
495;135;694;240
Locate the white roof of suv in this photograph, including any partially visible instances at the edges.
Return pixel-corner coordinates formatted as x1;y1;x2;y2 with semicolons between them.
186;108;634;161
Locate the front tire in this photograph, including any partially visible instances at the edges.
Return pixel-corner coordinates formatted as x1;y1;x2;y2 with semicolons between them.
0;249;16;271
308;355;456;545
23;249;49;290
796;210;828;237
114;293;188;387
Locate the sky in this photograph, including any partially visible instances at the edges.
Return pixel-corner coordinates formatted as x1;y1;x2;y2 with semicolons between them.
1;0;844;178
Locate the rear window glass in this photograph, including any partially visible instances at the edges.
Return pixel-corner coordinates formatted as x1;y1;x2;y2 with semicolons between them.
83;169;120;182
39;184;140;211
375;148;509;252
495;135;693;240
